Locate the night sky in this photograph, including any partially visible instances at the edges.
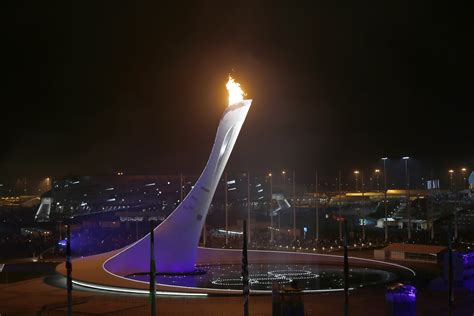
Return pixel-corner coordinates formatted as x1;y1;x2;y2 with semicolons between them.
3;2;473;180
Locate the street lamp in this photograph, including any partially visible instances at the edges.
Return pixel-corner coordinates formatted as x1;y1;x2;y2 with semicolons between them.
224;172;229;246
247;171;251;244
315;170;319;242
281;170;286;193
402;157;411;240
461;168;467;189
381;157;388;242
374;169;381;192
449;169;454;191
292;170;296;241
268;172;273;242
354;170;360;192
448;169;458;240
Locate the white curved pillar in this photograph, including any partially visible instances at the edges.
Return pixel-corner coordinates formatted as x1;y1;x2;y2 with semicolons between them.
105;100;252;274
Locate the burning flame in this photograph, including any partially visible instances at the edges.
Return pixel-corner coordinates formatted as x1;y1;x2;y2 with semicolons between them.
226;76;245;106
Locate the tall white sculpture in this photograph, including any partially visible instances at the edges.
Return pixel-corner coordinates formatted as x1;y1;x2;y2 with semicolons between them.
105;79;252;274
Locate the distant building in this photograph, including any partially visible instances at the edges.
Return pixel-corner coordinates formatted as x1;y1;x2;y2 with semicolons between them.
34;174;272;222
374;243;446;263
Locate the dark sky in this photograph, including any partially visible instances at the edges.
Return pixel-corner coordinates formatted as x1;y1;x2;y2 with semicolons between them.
3;2;473;180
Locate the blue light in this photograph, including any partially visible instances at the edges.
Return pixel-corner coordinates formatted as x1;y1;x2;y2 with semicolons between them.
461;251;474;265
386;283;416;302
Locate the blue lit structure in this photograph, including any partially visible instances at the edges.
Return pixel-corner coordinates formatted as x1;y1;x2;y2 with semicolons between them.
444;250;474;289
385;283;416;316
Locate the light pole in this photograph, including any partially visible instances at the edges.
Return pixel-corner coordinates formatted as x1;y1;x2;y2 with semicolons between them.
449;169;454;192
292;170;296;241
225;172;229;246
461;168;467;189
338;170;343;241
268;172;273;242
315;170;319;242
461;168;467;188
353;170;359;192
247;171;251;244
374;169;381;192
429;168;435;240
403;156;411;240
381;158;388;242
449;169;457;240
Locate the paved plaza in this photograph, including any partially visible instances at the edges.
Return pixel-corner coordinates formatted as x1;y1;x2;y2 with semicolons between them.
1;265;473;315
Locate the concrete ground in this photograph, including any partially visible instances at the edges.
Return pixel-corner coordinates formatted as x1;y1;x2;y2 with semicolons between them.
1;250;473;315
1;276;473;315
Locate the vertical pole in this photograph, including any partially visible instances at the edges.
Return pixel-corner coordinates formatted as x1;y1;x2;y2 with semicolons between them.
429;197;435;240
66;223;72;316
149;220;156;316
450;170;458;241
361;171;365;241
338;170;343;241
343;218;349;316
450;172;454;191
225;172;229;247
383;159;388;242
448;219;454;313
293;170;296;241
355;172;358;192
430;169;435;240
462;169;467;189
247;171;251;244
270;212;274;242
270;173;273;242
315;170;319;242
242;220;249;316
405;159;411;240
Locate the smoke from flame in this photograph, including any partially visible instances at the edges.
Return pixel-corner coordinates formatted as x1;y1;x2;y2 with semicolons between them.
226;76;245;106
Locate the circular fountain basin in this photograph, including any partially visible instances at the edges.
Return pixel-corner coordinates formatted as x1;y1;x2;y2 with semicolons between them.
57;248;415;296
126;263;396;292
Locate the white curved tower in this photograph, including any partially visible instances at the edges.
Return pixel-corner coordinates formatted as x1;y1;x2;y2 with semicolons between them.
105;99;252;274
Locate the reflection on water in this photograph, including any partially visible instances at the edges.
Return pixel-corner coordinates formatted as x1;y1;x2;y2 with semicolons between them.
127;263;396;291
